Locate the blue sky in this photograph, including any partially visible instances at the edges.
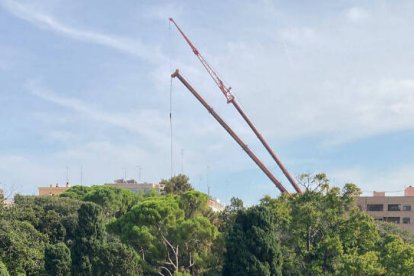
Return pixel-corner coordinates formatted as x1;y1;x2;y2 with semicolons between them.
1;0;414;205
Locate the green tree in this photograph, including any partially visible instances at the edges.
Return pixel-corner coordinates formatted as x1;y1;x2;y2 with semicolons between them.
83;186;141;218
257;174;386;275
60;185;91;200
62;185;142;219
10;195;82;243
223;205;283;276
179;190;209;219
71;202;103;275
0;260;9;276
218;197;244;233
161;174;193;194
44;242;71;276
173;215;218;274
379;234;414;274
338;250;384;275
0;219;47;275
110;195;218;275
109;196;183;274
94;241;142;276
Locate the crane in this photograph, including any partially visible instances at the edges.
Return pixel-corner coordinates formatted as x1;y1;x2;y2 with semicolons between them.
171;69;288;194
169;18;302;194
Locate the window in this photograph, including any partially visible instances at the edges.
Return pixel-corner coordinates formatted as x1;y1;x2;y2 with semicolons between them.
367;204;383;211
388;204;401;211
385;217;400;224
403;205;412;211
403;217;411;224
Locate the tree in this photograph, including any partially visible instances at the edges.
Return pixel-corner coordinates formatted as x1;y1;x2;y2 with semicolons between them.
161;174;193;194
110;195;219;275
71;202;104;275
84;186;141;218
0;219;47;275
70;202;142;275
44;242;71;276
0;260;9;276
63;185;142;219
60;185;91;200
174;215;218;274
218;197;244;233
223;205;283;276
10;195;82;243
379;235;414;274
94;241;142;276
179;190;209;219
109;196;184;274
338;251;384;275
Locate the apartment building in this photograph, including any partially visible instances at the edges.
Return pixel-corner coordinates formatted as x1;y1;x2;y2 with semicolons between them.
357;186;414;232
105;179;165;194
38;182;70;196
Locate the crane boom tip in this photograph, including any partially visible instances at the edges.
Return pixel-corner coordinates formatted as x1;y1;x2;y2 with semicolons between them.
171;69;180;78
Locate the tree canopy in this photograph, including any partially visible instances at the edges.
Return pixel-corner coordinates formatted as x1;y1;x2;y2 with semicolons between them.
2;174;414;275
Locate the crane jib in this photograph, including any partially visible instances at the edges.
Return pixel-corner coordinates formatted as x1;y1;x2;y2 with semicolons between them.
169;18;302;194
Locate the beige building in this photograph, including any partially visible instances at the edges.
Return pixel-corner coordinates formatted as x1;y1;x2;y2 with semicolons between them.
105;179;165;194
358;186;414;232
38;183;70;196
208;197;225;212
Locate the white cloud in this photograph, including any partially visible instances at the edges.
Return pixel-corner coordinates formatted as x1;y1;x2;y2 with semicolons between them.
346;7;370;23
26;80;171;147
0;0;165;63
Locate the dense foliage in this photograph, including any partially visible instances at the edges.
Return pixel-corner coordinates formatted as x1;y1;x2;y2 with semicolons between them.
1;173;414;275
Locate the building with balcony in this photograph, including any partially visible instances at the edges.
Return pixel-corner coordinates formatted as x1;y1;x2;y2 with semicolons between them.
357;186;414;232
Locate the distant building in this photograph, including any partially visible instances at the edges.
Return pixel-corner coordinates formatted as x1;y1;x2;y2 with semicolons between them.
358;186;414;233
38;182;70;196
105;179;165;194
3;198;14;207
208;197;225;212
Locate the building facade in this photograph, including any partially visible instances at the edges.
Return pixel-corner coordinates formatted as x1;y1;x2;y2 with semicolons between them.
38;183;70;196
357;186;414;232
208;197;225;212
105;179;165;194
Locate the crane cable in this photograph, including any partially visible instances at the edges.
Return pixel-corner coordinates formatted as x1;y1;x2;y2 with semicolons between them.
168;19;174;179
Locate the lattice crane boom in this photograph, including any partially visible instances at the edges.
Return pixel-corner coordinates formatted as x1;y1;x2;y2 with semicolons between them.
171;69;289;194
169;18;302;194
169;18;234;103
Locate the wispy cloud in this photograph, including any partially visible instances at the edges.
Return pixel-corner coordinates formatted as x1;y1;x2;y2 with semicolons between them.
346;7;370;23
0;0;165;63
26;80;170;146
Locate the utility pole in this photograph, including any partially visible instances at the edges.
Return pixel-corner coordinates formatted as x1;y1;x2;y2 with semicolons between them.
181;148;184;173
137;165;142;182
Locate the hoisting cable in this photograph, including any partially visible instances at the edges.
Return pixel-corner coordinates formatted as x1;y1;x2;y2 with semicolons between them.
169;19;174;179
169;77;174;179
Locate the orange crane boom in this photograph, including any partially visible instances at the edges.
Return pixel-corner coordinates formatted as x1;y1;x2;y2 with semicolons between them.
171;69;289;194
169;18;302;194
